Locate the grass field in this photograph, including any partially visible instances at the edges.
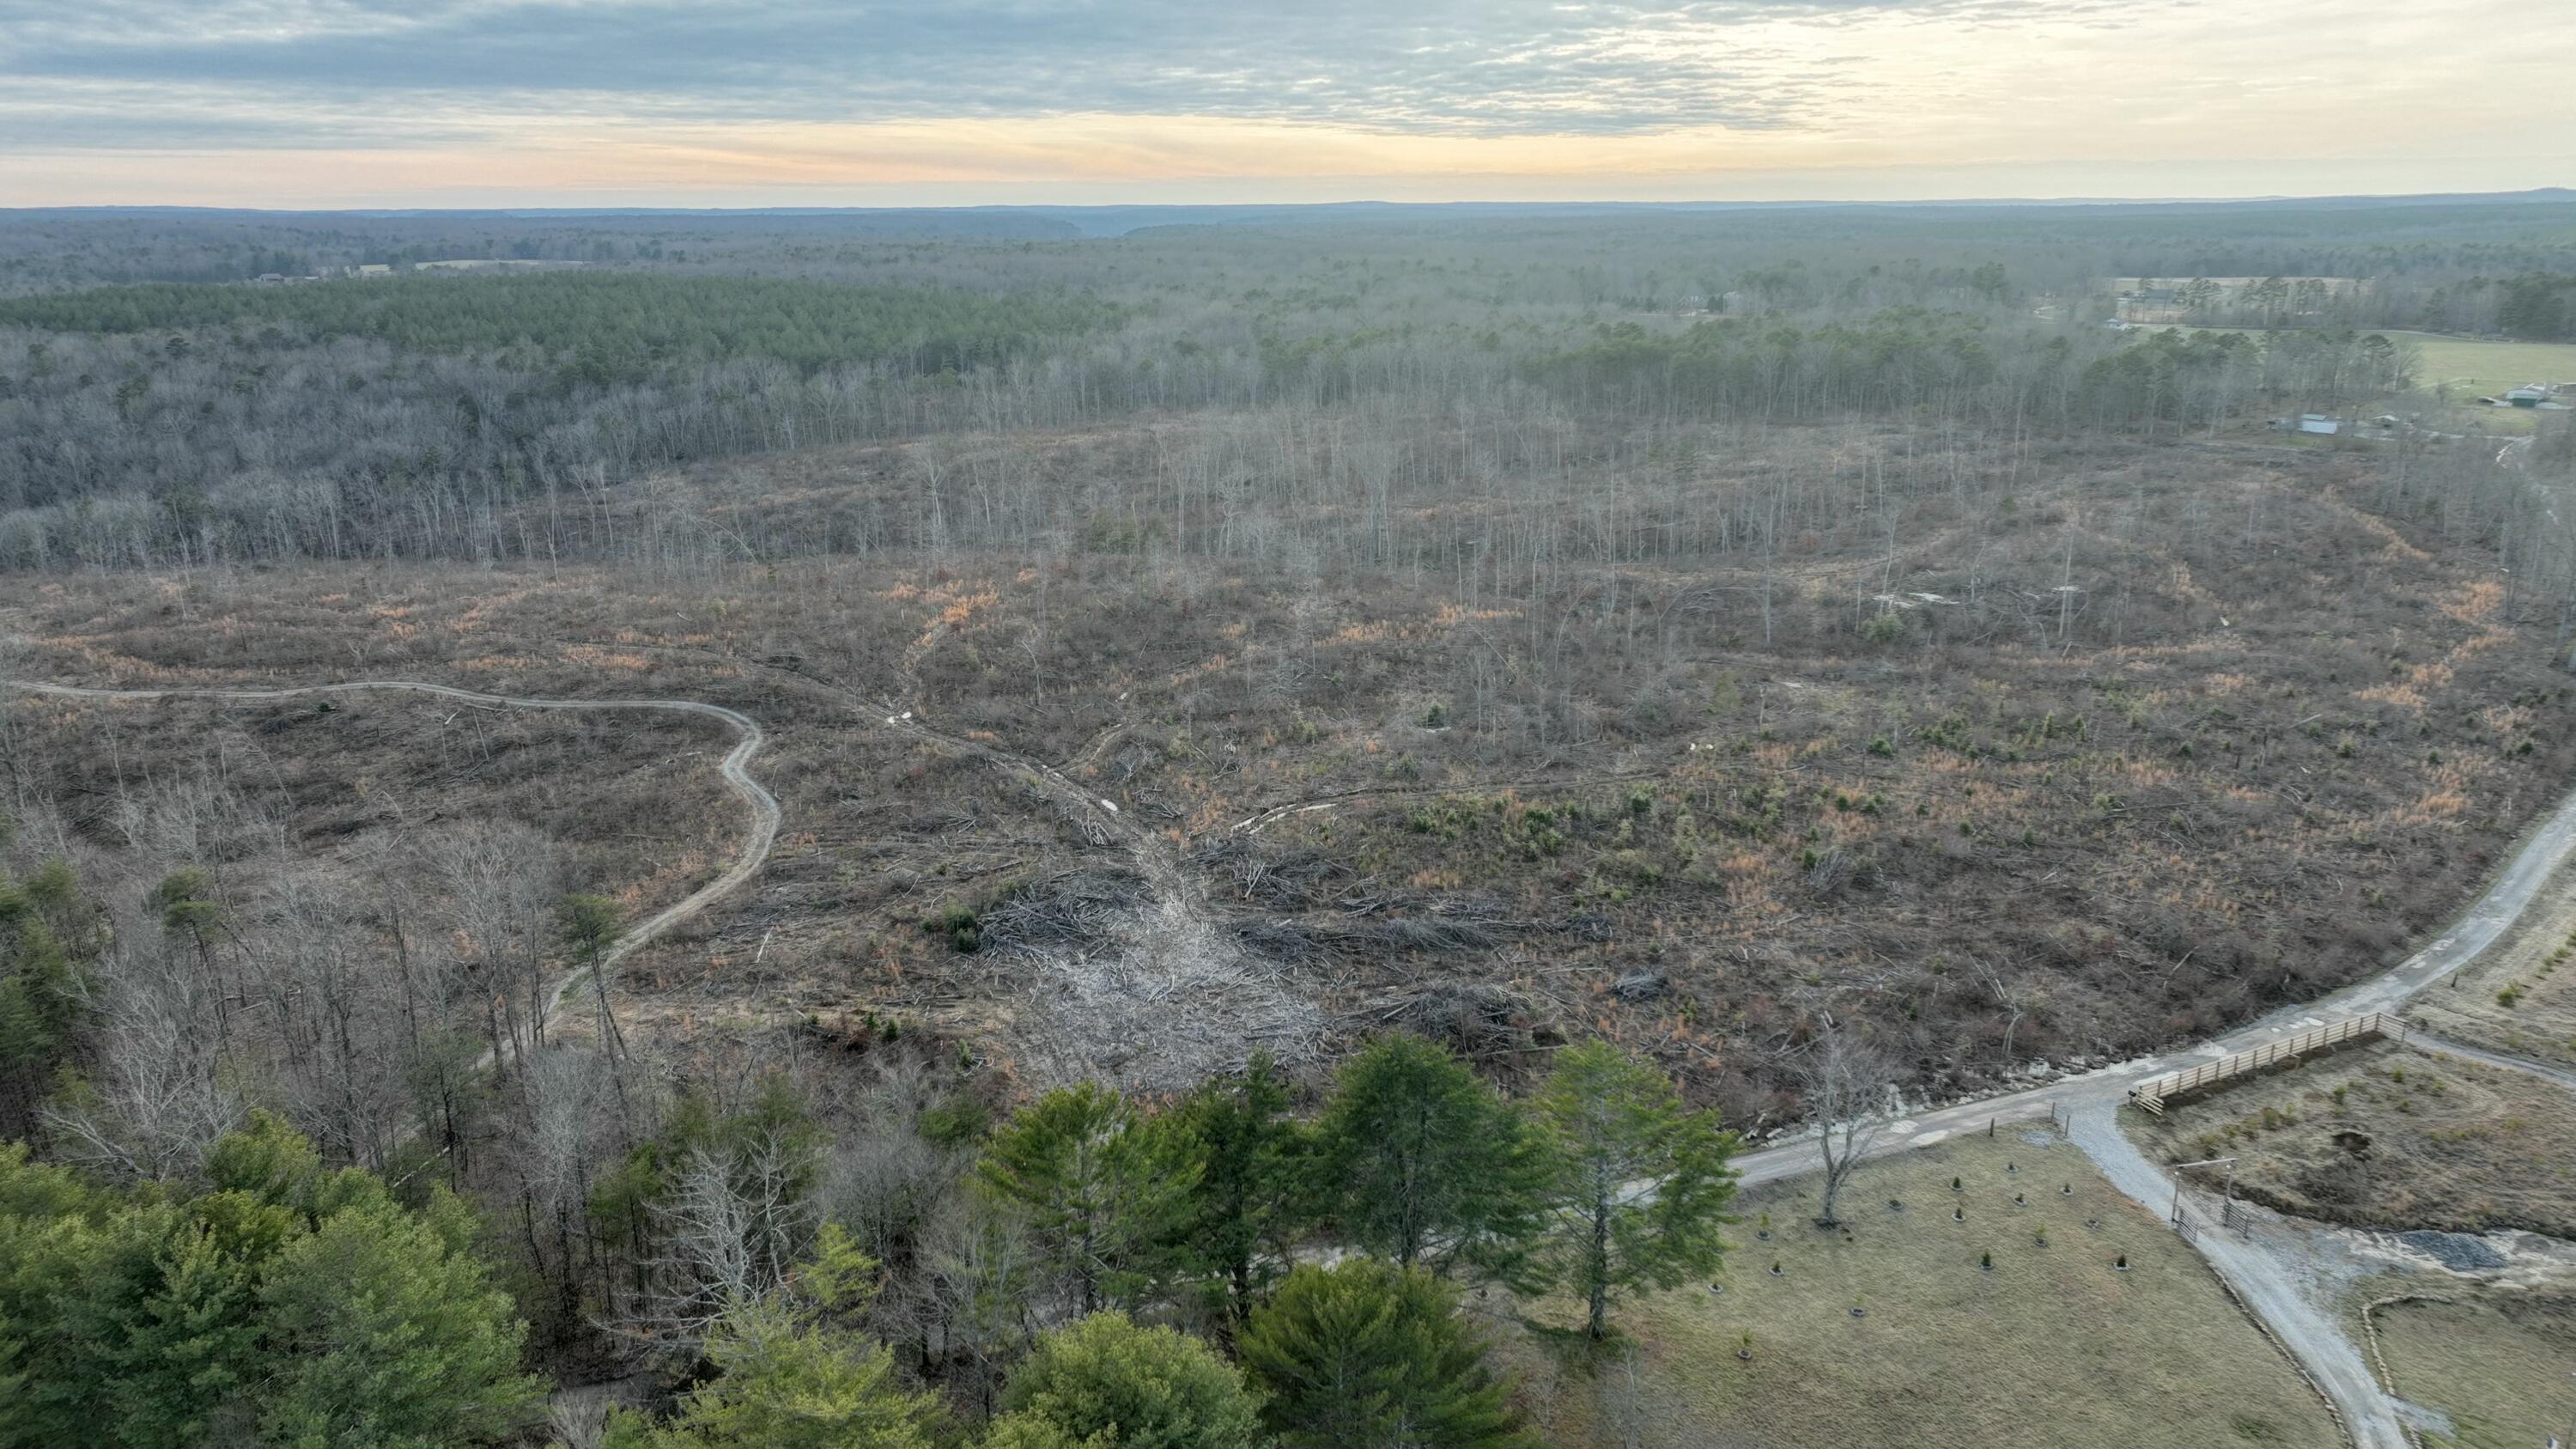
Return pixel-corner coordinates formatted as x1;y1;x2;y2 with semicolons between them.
2129;1039;2576;1239
2137;325;2574;432
2394;332;2576;397
1504;1135;2339;1449
2411;856;2576;1072
2372;1294;2576;1448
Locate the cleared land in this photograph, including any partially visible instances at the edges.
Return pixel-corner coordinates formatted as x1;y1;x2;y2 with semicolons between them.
2135;326;2572;433
3;691;739;911
6;428;2572;1111
2127;1038;2576;1239
1507;1134;2339;1449
2372;1293;2576;1449
2402;332;2576;438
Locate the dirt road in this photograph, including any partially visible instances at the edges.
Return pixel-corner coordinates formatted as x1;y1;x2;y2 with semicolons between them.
1729;777;2576;1448
2403;1029;2576;1094
0;677;782;1054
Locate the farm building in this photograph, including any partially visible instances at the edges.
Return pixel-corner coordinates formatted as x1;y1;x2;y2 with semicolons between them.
2298;414;2342;435
2506;386;2549;408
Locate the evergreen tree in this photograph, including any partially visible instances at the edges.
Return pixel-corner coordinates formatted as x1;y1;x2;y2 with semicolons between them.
84;1214;261;1449
1532;1042;1739;1341
1170;1052;1304;1328
983;1311;1262;1449
0;862;94;1135
1238;1260;1535;1449
1310;1035;1548;1282
0;1126;540;1449
0;1148;118;1448
255;1196;545;1448
973;1082;1198;1315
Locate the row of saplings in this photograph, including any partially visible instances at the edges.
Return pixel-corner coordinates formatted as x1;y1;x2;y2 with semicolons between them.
617;1034;1743;1449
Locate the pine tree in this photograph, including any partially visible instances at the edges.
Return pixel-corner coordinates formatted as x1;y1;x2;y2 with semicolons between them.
983;1311;1262;1449
1238;1260;1535;1449
605;1223;939;1449
256;1197;544;1448
93;1217;260;1449
973;1082;1198;1315
1310;1035;1548;1282
1533;1042;1738;1340
1170;1052;1304;1329
605;1297;937;1449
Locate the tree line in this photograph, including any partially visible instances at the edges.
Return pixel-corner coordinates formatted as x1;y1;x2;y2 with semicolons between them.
3;831;1746;1446
8;197;2573;573
4;827;1759;1447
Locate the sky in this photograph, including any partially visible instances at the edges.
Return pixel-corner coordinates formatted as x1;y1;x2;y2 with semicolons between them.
0;0;2568;208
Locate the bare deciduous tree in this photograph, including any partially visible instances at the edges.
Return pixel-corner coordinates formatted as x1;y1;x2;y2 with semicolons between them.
425;820;558;1069
1797;1022;1894;1228
638;1129;817;1349
46;935;245;1182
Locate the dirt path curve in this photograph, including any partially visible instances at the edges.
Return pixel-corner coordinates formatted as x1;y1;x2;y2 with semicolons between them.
2064;1103;2396;1448
0;677;782;1064
2403;1029;2576;1094
1727;778;2576;1448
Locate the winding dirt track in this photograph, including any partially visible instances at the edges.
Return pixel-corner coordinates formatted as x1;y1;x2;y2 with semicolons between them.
0;678;782;1055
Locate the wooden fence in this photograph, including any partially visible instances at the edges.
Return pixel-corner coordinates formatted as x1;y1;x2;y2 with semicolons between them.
2129;1011;2405;1116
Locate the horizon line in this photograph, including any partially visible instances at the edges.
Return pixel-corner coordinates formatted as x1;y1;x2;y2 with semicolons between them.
9;186;2574;218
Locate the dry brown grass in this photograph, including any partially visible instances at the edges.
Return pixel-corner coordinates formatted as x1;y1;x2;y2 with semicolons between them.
2372;1292;2576;1449
2128;1038;2576;1239
2409;855;2576;1071
1501;1135;2340;1449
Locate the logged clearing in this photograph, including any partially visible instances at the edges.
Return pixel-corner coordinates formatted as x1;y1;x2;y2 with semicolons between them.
1505;1135;2339;1449
7;429;2573;1107
2;690;741;915
2128;1038;2576;1239
2372;1293;2576;1449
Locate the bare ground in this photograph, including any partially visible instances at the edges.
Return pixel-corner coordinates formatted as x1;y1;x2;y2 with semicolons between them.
2128;1038;2576;1243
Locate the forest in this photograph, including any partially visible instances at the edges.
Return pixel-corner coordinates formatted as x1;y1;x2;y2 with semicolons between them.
4;196;2576;1446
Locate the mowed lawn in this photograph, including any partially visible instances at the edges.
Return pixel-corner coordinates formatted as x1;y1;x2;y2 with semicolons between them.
2138;325;2574;433
1505;1135;2340;1449
2373;1294;2576;1448
2395;332;2576;395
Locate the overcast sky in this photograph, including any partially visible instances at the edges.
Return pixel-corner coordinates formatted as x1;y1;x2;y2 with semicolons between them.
1;0;2567;206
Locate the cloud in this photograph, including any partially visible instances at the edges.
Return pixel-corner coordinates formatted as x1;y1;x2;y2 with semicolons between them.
0;0;2563;204
0;0;2015;147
